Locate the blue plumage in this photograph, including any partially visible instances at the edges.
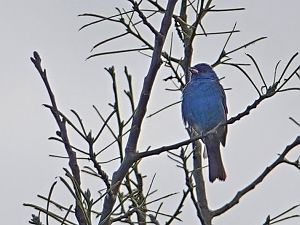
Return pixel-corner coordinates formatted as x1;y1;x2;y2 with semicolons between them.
182;63;228;182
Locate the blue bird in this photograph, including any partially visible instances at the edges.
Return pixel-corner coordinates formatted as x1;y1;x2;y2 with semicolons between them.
182;63;228;182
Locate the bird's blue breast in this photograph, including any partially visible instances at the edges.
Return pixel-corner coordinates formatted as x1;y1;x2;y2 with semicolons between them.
182;78;226;134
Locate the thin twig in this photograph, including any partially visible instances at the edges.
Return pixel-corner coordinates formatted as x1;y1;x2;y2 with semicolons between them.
212;136;300;217
87;47;151;60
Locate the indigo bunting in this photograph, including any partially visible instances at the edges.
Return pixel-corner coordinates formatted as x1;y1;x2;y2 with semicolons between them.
182;63;228;182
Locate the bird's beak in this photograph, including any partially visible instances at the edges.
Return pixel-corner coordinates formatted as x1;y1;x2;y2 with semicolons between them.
189;67;198;74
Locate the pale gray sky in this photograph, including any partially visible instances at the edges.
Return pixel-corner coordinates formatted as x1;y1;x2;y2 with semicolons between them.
0;1;299;225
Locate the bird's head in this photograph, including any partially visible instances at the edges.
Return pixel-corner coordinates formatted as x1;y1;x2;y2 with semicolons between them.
189;63;218;80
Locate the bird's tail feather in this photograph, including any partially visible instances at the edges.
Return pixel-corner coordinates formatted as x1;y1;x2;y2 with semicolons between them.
205;135;226;182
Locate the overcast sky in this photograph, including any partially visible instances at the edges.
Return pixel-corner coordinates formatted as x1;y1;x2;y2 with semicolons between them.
0;1;299;225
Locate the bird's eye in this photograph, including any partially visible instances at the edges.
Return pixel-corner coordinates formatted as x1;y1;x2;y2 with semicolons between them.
189;67;198;74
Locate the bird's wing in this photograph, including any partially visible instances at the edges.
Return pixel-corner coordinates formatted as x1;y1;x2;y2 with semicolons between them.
217;82;228;146
181;86;191;127
219;83;228;114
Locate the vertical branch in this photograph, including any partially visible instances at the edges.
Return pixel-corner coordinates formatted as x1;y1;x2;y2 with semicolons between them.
30;52;87;225
99;1;179;224
106;66;124;161
124;66;135;112
124;67;148;224
193;143;211;225
178;0;193;83
124;0;177;154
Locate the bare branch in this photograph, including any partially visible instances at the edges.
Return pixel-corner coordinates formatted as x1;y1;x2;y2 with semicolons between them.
91;32;129;51
147;100;181;118
277;52;299;84
86;133;111;190
289;117;300;127
136;135;200;159
30;51;87;225
129;0;159;35
87;47;151;60
262;204;300;225
24;203;77;225
165;191;189;225
70;109;87;137
196;29;240;36
99;1;179;224
245;53;267;90
46;181;57;225
92;105;116;144
212;136;300;217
